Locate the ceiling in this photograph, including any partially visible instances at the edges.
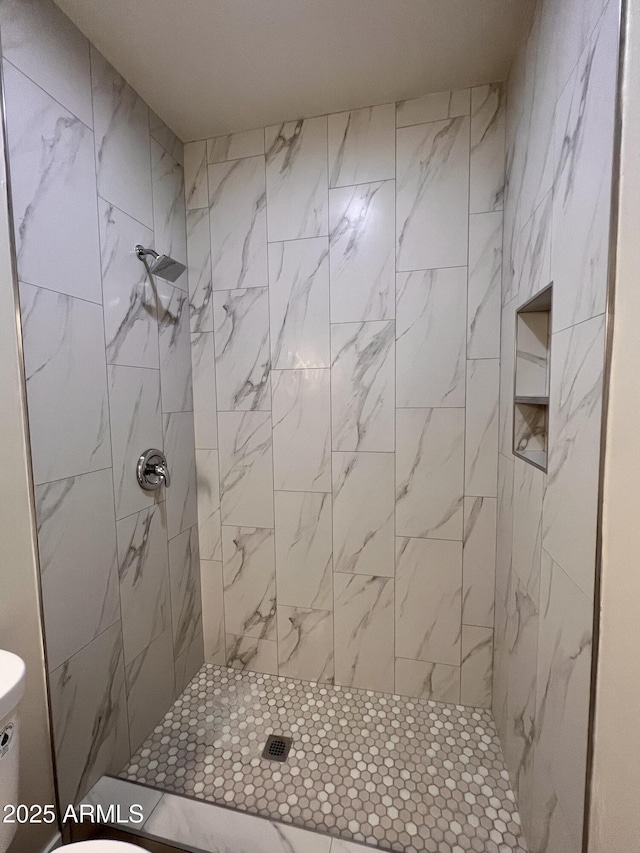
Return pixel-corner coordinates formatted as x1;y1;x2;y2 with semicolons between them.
53;0;533;142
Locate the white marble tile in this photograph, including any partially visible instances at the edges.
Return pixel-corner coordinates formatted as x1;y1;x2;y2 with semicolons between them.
468;212;502;360
543;314;605;601
208;155;267;290
157;281;193;413
107;365;162;520
187;208;213;332
226;634;278;675
463;497;496;628
222;525;276;641
184;140;208;210
394;658;460;704
495;454;515;613
20;283;111;485
512;458;543;608
499;298;517;456
328;103;395;187
397;116;470;271
196;449;221;562
149;110;183;164
555;0;609;92
191;332;218;450
3;61;101;302
91;47;152;227
329;180;395;323
218;411;274;528
277;606;334;683
535;554;593;841
207;129;265;164
465;359;499;497
163;412;198;539
396;268;467;408
396;88;470;128
49;621;129;805
272;369;331;492
213;287;271;411
332;452;395;578
470;84;505;214
396;537;462;666
200;560;226;664
515;310;549;398
513;191;552;307
396;408;465;541
0;0;92;126
125;626;175;754
99;200;158;369
461;626;493;708
274;491;333;611
265;116;328;242
331;321;395;452
168;526;203;670
334;573;394;692
268;237;330;369
531;759;581;853
36;469;120;672
151;140;187;290
552;3;618;331
116;504;171;665
145;791;332;853
81;775;162;827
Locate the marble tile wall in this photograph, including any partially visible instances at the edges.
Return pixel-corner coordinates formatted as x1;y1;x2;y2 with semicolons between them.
186;85;505;707
495;1;620;851
0;0;201;806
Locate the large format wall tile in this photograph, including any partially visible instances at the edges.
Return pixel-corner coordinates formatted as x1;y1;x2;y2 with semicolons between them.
274;491;333;611
149;110;183;164
329;180;395;323
396;408;465;541
49;621;129;805
265;117;328;242
277;606;333;683
195;449;221;562
168;526;204;688
99;200;158;368
125;627;175;755
268;237;330;369
151;140;187;291
396;537;462;666
463;497;496;628
394;658;460;704
334;573;394;692
468;212;502;360
328;104;395;187
396;116;469;270
461;625;493;707
3;61;101;302
157;281;193;413
543;315;605;601
117;504;171;666
108;365;162;520
0;0;93;126
470;84;505;214
272;369;331;492
213;288;271;412
512;458;543;607
191;332;218;450
91;47;152;227
332;452;395;578
222;526;276;641
208;129;264;164
396;88;470;128
465;359;499;497
331;321;395;452
218;411;274;528
187;208;213;333
163;412;198;540
396;268;466;408
226;634;278;676
36;469;120;672
184;140;208;210
20;283;111;484
208;155;267;291
200;560;225;664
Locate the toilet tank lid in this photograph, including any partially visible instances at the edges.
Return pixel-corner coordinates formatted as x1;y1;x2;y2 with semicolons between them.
0;651;26;722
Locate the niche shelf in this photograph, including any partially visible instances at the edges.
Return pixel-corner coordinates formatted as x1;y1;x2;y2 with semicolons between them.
513;284;552;473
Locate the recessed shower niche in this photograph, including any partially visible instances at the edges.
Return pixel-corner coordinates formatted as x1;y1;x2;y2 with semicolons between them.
513;283;552;472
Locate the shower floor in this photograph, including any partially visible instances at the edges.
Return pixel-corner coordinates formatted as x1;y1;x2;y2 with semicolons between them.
121;664;527;853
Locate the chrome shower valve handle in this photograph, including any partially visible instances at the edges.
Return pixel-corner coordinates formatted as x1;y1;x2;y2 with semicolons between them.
137;449;171;491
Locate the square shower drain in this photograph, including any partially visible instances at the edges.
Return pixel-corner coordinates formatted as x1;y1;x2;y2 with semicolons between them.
261;734;292;762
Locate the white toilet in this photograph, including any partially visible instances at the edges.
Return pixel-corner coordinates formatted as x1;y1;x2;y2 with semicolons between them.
0;650;140;853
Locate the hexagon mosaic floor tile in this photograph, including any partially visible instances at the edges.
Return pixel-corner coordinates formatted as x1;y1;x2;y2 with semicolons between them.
121;664;528;853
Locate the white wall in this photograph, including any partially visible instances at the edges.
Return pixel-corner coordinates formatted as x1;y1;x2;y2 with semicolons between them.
0;78;57;853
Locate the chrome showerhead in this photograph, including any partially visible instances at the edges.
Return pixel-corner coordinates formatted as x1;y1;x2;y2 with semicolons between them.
135;244;186;283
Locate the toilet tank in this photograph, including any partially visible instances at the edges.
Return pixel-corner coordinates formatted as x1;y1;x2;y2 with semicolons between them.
0;651;26;853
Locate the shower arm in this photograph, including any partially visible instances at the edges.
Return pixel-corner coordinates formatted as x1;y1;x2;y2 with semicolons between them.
135;245;159;261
